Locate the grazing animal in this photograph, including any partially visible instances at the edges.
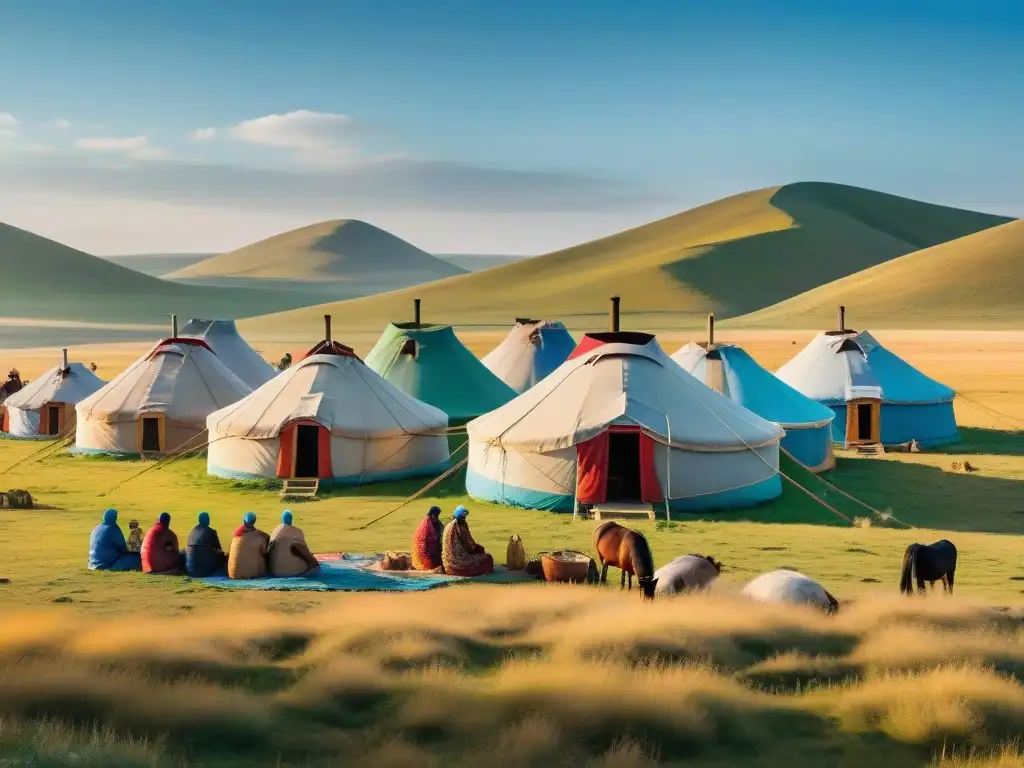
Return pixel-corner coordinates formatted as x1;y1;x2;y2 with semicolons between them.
742;569;839;613
593;521;658;599
654;554;722;597
900;539;957;595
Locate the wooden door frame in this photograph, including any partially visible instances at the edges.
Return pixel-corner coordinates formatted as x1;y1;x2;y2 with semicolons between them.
137;414;167;452
845;398;880;445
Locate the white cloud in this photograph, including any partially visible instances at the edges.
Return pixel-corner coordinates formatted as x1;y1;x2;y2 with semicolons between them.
75;135;170;161
188;127;216;140
77;135;150;151
229;109;357;150
49;118;72;129
0;112;18;137
23;144;55;154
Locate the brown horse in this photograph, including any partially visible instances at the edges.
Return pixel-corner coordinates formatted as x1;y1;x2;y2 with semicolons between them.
593;521;657;599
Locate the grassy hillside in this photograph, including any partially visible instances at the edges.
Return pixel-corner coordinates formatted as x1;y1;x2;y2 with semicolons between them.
734;218;1024;329
104;253;212;277
436;253;529;271
242;183;1009;339
168;220;466;289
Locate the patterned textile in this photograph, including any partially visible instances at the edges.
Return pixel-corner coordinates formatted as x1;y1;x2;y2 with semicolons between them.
411;515;444;571
441;519;494;577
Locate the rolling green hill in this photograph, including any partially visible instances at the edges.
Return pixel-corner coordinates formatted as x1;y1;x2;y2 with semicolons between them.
733;218;1024;329
242;182;1010;339
167;219;466;290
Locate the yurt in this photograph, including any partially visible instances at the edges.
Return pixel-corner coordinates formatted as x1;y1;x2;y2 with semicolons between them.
2;350;104;438
482;319;576;393
672;318;835;471
776;307;958;448
74;337;252;456
466;330;785;513
179;318;276;388
206;329;450;486
364;301;516;425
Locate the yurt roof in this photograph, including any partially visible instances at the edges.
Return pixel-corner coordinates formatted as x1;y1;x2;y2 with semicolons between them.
207;353;447;440
178;318;277;388
481;319;576;393
468;335;784;452
364;322;516;422
672;343;835;428
4;362;104;411
776;330;954;405
76;339;251;424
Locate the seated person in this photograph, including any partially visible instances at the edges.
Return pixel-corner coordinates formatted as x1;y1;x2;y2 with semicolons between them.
227;512;270;580
186;512;227;577
268;510;320;577
126;520;143;553
141;512;185;575
411;505;444;572
88;508;141;571
441;505;494;577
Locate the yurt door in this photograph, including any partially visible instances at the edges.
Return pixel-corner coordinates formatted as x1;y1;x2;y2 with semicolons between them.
607;432;642;502
294;425;320;478
141;417;161;452
46;405;61;435
845;399;880;444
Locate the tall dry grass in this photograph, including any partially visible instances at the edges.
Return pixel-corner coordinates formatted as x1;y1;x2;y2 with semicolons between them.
1;586;1022;767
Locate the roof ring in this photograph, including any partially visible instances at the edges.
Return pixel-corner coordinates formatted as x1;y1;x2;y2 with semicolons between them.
400;338;418;358
836;338;864;354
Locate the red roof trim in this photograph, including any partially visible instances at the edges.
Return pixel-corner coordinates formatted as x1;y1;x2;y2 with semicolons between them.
567;332;655;360
147;337;213;359
302;340;361;360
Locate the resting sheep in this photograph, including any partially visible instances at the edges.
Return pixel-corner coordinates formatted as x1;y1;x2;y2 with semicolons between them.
653;554;722;597
742;569;839;613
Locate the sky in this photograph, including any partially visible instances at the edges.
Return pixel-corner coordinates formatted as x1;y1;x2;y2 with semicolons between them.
1;0;1022;256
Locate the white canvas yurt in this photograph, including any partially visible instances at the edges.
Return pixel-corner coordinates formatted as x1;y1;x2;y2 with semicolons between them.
776;307;958;448
74;338;251;456
467;329;785;513
482;319;576;393
179;318;276;388
2;350;104;438
206;324;450;485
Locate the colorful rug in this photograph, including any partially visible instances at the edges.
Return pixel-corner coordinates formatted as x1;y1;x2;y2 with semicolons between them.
199;553;535;592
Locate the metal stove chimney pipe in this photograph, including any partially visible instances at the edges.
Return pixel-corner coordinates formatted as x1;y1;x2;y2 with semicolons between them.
62;348;68;369
171;314;178;338
324;314;332;342
707;313;715;347
838;305;846;333
414;298;421;326
610;296;620;332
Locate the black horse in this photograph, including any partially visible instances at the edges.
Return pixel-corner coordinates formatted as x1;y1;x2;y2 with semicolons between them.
899;539;957;595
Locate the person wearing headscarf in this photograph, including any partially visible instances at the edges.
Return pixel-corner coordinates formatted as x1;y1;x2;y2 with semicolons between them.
88;509;141;571
141;512;184;575
267;510;320;577
186;512;227;577
441;505;493;577
412;505;445;572
227;511;270;580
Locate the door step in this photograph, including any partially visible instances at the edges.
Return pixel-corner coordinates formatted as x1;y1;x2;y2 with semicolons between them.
592;502;655;521
854;443;885;457
281;479;320;499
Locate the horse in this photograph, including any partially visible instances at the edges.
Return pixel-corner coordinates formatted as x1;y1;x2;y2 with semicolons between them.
654;554;722;597
900;539;957;595
593;520;658;599
742;569;840;614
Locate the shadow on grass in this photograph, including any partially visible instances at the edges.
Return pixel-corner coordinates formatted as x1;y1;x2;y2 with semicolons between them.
934;427;1024;457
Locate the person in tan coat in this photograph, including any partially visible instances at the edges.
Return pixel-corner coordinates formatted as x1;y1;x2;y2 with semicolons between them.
267;510;320;577
227;512;270;580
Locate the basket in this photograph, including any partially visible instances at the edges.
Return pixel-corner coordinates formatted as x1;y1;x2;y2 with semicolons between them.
540;550;593;583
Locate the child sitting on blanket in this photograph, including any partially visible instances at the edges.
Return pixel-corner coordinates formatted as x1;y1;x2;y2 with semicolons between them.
126;520;143;553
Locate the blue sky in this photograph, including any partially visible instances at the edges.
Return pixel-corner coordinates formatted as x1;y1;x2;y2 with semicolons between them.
1;0;1022;254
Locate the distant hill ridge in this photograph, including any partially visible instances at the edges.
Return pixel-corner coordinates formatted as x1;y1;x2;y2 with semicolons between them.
167;219;466;283
242;181;1011;337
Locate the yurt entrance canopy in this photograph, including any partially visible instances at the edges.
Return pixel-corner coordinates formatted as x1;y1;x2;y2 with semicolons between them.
482;319;576;393
467;330;785;513
2;349;104;438
74;336;251;457
207;318;450;485
672;316;836;472
775;307;958;447
364;300;516;425
178;318;276;388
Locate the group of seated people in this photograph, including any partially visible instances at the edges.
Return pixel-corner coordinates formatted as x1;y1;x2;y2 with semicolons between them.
413;504;494;577
88;508;320;579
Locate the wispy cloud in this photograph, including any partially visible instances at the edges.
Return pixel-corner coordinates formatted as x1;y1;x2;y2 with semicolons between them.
48;118;72;130
188;127;216;141
75;135;170;161
0;112;18;137
199;109;365;167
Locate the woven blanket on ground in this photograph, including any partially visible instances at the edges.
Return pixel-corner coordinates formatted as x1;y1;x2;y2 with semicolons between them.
199;553;534;592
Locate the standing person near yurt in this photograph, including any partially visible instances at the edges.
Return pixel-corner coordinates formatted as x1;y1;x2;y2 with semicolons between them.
411;505;445;572
88;509;141;571
267;510;320;577
141;513;185;575
228;512;270;580
185;512;227;577
442;506;493;577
